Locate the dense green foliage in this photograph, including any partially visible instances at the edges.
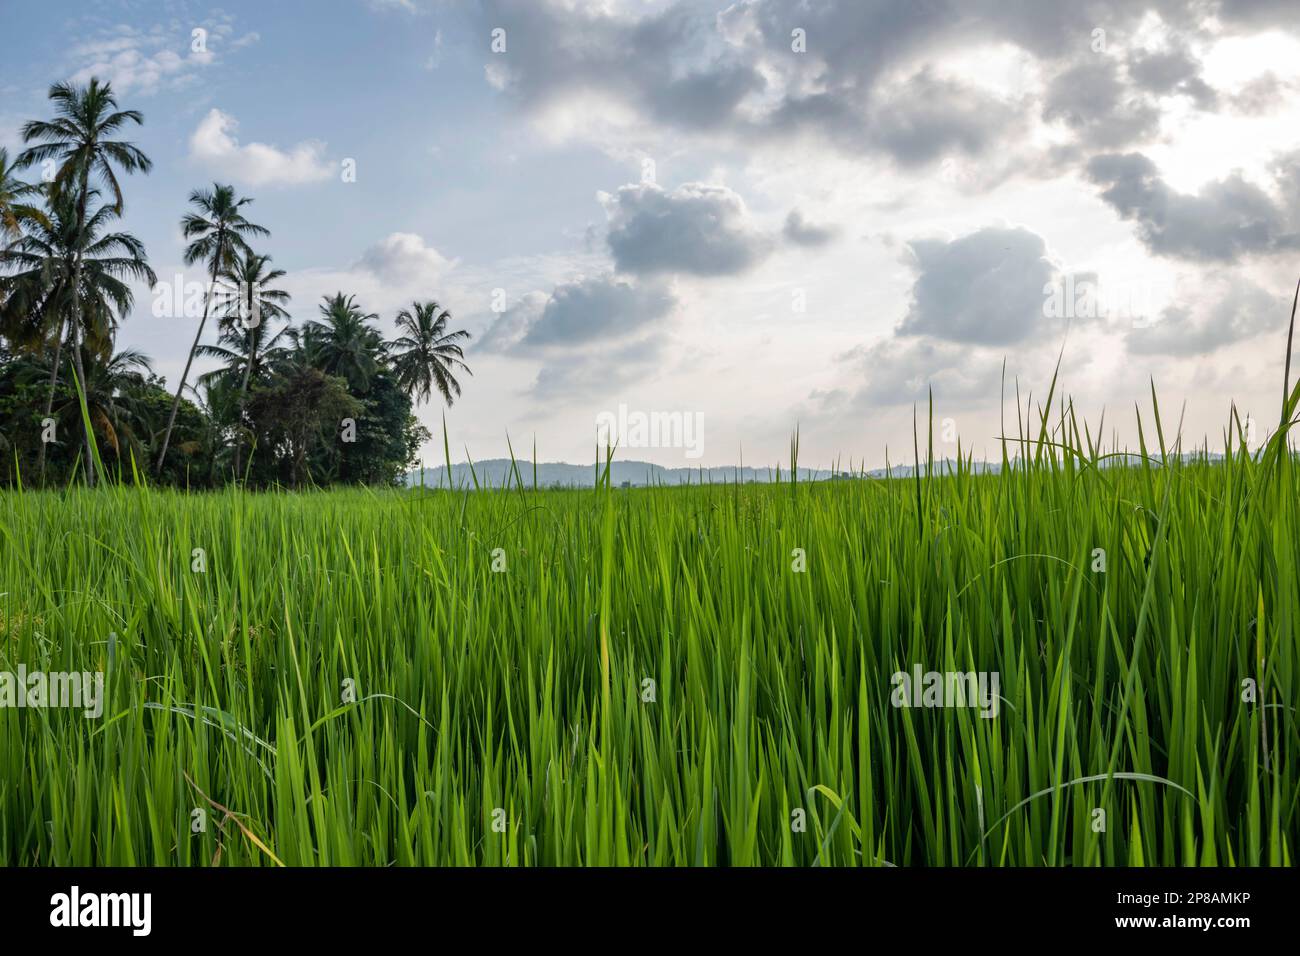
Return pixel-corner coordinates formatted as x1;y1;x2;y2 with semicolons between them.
1;398;1295;865
0;78;463;490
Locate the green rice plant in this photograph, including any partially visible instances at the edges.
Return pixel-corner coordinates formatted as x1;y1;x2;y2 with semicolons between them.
0;379;1296;865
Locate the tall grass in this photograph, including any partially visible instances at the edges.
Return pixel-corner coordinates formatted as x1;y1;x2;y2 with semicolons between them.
0;388;1296;865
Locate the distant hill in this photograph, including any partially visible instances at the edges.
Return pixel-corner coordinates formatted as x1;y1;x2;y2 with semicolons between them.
405;457;1004;489
405;450;1235;489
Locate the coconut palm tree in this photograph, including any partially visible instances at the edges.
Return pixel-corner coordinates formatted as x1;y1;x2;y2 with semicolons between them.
78;346;155;468
18;78;151;485
196;250;290;474
388;300;472;407
0;147;48;246
300;293;384;391
156;183;268;473
17;343;156;477
183;376;243;486
0;188;155;483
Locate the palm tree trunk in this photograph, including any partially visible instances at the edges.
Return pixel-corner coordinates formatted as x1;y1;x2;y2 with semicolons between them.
35;326;64;485
233;329;256;477
70;165;98;487
157;244;221;474
68;324;94;480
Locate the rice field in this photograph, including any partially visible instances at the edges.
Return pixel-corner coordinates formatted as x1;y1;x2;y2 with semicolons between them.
0;400;1296;866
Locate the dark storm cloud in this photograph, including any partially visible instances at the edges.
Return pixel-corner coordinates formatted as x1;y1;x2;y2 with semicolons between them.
1086;152;1300;261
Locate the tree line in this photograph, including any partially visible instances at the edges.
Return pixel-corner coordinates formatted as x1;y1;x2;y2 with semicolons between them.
0;78;471;489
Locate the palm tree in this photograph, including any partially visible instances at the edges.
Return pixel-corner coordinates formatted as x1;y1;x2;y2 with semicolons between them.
78;346;156;468
0;188;155;483
197;250;290;474
388;300;472;407
0;147;48;246
156;183;268;473
301;293;384;391
16;343;156;476
184;376;242;486
18;78;151;485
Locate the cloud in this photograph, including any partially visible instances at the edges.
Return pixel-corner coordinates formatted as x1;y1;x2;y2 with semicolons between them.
479;1;764;130
857;68;1029;167
529;334;668;402
65;18;253;96
831;337;1005;408
1126;275;1282;355
68;35;199;95
524;277;674;346
281;232;459;323
1226;72;1295;115
476;291;548;354
600;182;772;276
189;109;333;187
475;274;678;402
356;232;453;283
1043;57;1163;150
1040;35;1221;160
424;30;444;70
1214;0;1300;28
1086;152;1299;261
896;227;1061;345
479;274;676;352
1127;41;1217;108
474;0;1239;168
815;222;1092;414
783;209;839;247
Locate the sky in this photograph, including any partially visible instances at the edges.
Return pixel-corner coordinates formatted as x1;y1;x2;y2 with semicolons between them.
2;0;1299;471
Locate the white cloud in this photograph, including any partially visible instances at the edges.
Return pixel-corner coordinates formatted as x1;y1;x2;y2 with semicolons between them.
65;18;253;96
600;181;773;276
356;232;454;283
424;30;443;70
365;0;421;11
69;33;201;96
188;109;333;187
283;233;461;322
